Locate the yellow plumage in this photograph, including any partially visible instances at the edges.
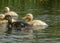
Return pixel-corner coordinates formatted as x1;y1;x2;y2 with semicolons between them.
23;13;48;30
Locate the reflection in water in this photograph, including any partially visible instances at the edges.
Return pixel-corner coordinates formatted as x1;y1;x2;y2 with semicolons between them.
0;14;60;43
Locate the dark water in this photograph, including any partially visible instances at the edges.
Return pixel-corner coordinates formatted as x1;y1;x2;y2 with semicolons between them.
0;14;60;43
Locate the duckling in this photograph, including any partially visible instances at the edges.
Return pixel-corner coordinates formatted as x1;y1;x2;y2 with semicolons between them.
0;14;5;19
4;15;13;34
23;13;48;30
0;13;17;33
3;7;18;20
0;14;8;24
4;15;33;33
0;14;8;33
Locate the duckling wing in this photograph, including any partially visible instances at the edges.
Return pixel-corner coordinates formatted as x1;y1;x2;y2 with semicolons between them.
32;20;48;25
32;20;48;30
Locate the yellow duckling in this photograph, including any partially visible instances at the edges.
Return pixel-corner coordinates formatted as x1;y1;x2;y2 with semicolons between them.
0;14;8;24
0;14;16;33
3;7;18;20
23;13;48;30
0;14;8;33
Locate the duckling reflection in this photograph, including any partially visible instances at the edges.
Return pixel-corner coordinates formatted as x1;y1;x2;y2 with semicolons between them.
23;13;48;30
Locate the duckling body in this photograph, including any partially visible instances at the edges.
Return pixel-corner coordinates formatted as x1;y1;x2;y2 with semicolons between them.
12;21;33;32
5;11;18;20
28;20;48;30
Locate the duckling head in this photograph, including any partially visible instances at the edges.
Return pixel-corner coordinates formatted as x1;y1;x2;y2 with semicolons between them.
4;15;13;23
0;14;5;19
3;7;10;13
4;15;16;23
4;15;12;20
23;13;33;21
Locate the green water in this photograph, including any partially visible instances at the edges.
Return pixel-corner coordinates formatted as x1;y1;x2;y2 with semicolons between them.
0;0;60;43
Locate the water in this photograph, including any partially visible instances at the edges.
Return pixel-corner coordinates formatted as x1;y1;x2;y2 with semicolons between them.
0;14;60;43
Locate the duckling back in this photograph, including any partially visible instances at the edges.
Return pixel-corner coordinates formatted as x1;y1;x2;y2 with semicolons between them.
5;11;18;20
29;20;48;30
